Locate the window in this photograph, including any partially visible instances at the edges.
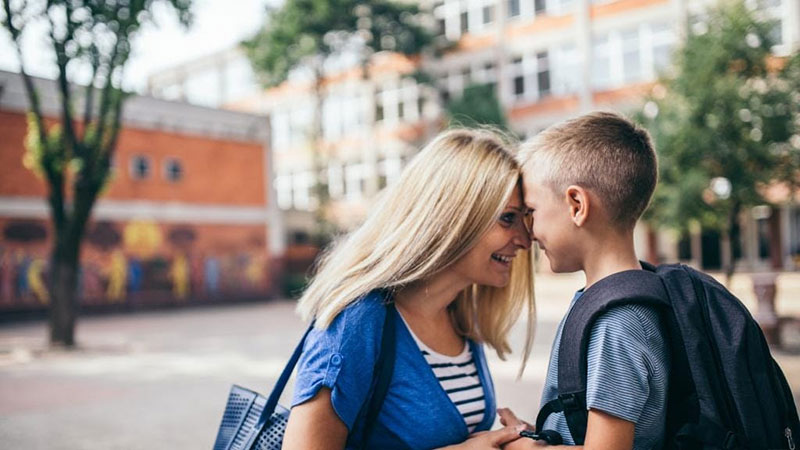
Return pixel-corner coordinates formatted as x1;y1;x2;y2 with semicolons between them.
272;112;291;151
163;158;183;182
276;175;292;209
534;0;547;15
292;231;310;245
436;17;446;36
592;34;612;89
130;155;151;180
345;164;366;201
651;22;676;72
536;51;551;97
375;89;386;122
482;5;494;24
328;164;344;199
553;44;580;94
514;76;525;97
293;172;313;210
508;0;521;17
460;11;469;34
511;56;526;99
621;28;642;83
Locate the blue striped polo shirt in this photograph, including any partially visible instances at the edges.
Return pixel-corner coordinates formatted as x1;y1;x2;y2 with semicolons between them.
539;290;670;449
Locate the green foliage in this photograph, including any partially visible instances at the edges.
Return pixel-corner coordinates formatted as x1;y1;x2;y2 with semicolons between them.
445;83;508;131
243;0;433;87
3;0;192;193
637;0;800;233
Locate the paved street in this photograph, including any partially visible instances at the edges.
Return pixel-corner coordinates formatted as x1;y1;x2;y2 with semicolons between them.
1;271;799;449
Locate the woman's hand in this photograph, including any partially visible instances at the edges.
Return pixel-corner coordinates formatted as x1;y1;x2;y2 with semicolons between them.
437;425;526;449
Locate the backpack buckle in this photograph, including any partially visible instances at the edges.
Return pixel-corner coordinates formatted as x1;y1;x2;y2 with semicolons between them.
558;393;582;411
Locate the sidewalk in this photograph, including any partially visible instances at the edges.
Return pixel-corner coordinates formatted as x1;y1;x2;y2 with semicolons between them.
0;271;798;449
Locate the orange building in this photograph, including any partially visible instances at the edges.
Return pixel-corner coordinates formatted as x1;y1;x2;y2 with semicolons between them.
0;70;284;312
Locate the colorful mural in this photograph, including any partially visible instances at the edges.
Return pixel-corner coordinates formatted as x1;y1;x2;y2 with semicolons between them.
0;219;272;312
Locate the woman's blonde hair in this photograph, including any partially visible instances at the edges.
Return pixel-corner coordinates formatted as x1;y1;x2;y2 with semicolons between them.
297;128;535;374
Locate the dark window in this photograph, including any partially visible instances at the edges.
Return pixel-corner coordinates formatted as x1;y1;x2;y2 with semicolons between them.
460;11;469;33
536;51;551;97
292;231;310;245
508;0;521;17
436;18;446;36
482;5;494;24
398;100;405;120
462;67;471;84
484;62;495;72
417;97;425;117
514;76;525;96
164;158;183;182
534;0;547;15
375;103;384;122
440;89;451;104
131;155;151;180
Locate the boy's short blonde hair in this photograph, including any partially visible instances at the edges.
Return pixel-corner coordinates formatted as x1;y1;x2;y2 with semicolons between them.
518;111;657;230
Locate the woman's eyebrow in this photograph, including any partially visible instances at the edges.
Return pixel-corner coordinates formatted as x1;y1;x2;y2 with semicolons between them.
505;206;525;212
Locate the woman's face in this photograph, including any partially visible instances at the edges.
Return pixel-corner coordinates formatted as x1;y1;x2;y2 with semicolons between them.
450;184;532;288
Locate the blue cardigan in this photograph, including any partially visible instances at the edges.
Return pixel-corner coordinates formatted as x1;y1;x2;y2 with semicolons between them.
291;290;497;449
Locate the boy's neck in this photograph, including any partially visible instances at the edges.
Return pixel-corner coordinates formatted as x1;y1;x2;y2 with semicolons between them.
581;230;641;289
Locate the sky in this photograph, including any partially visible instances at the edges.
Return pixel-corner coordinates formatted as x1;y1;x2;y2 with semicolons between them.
0;0;276;93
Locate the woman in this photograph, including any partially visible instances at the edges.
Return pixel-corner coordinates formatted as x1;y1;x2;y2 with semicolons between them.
283;129;535;449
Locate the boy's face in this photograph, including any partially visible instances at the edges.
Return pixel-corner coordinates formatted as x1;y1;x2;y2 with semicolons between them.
521;170;582;273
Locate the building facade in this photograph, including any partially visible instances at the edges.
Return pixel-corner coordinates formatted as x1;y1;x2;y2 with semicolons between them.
0;70;283;312
147;0;800;271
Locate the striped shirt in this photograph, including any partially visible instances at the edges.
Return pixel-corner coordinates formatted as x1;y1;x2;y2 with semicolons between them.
400;314;487;433
539;290;670;449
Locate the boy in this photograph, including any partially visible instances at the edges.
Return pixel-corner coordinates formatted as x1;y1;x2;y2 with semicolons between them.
501;111;668;449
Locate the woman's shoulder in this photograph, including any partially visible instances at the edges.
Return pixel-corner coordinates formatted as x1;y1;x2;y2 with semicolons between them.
315;289;392;346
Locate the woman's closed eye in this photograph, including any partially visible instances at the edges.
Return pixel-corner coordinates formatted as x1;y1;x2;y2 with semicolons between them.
498;212;519;227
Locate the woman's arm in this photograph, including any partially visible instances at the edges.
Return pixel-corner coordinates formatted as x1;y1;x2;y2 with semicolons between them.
282;387;348;450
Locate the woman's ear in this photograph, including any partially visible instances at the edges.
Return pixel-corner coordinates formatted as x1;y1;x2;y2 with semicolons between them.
565;185;590;227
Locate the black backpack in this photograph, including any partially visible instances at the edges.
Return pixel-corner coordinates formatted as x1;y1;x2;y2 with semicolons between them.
534;262;799;449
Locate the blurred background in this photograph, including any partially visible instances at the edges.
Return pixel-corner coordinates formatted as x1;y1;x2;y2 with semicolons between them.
0;0;799;448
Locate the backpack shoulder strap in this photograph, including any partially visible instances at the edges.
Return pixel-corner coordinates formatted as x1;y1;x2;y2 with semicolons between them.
536;266;670;444
357;302;397;448
258;301;397;449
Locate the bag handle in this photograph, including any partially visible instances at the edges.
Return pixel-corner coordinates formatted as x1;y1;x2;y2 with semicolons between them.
256;302;397;447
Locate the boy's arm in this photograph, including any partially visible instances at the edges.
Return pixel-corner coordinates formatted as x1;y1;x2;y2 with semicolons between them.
499;408;634;450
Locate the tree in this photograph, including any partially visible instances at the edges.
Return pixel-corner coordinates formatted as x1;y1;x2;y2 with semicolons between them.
638;0;800;280
1;0;193;347
242;0;434;241
445;83;509;131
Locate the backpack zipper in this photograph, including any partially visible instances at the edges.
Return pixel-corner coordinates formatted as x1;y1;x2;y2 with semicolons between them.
787;427;795;450
687;270;746;434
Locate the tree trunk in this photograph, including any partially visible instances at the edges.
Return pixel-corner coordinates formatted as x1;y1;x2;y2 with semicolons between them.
49;230;81;347
310;66;331;244
723;201;741;287
48;182;99;348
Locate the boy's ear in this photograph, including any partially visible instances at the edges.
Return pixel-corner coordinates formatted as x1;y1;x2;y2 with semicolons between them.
565;185;590;227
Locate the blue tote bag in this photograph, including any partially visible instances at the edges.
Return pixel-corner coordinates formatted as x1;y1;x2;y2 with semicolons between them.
212;304;397;449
